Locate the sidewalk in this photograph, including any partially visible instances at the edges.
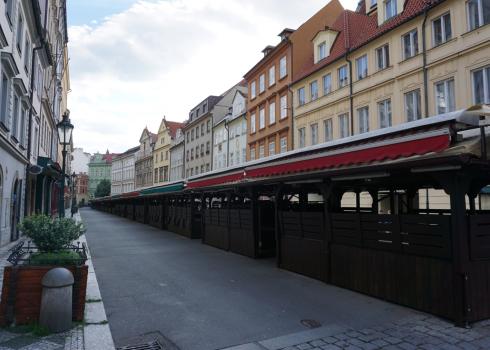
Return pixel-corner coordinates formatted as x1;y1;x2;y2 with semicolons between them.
0;212;115;350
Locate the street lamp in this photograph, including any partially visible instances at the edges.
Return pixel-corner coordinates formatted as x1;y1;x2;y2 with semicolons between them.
56;111;74;218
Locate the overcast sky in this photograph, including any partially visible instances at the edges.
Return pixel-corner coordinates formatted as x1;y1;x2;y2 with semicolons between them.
67;0;358;154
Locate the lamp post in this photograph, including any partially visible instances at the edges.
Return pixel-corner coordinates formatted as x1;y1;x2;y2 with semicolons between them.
56;111;74;218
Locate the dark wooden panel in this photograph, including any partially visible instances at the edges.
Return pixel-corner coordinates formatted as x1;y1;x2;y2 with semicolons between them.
280;236;327;281
331;244;454;320
468;260;490;322
469;214;490;260
400;215;451;259
332;213;361;246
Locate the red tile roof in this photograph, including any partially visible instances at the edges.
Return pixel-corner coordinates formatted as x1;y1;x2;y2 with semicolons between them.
164;120;184;139
293;0;444;83
102;152;119;164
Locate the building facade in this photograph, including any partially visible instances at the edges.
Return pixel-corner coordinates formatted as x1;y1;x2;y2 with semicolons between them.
292;0;490;149
0;0;69;245
135;128;156;189
74;173;89;207
71;148;91;174
153;119;184;186
169;128;185;182
243;0;343;161
184;96;221;178
88;151;116;199
213;88;248;170
111;146;138;195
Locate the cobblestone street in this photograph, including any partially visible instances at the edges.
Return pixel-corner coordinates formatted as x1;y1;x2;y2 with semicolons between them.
276;315;490;350
0;326;82;350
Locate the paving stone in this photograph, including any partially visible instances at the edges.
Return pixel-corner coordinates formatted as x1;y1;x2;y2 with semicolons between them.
310;340;326;347
297;344;313;350
319;345;341;350
334;333;349;341
346;331;362;338
333;340;349;347
371;339;389;347
383;336;402;345
346;338;366;347
457;342;480;350
357;334;380;342
343;346;362;350
397;342;417;350
321;337;337;344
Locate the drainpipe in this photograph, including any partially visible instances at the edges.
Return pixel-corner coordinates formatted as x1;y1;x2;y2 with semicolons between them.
287;84;295;148
422;8;429;118
345;52;354;136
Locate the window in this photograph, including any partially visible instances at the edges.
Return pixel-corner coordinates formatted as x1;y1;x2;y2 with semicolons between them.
154;169;158;183
250;81;256;99
298;87;305;106
12;94;19;140
432;13;452;46
318;42;327;61
206;141;210;154
279;56;287;78
195;146;200;159
269;101;276;124
356;55;368;80
280;137;287;153
435;79;455;114
402;30;419;59
259;107;265;129
250;147;256;160
19;108;26;146
324;119;333;142
0;73;9;128
338;65;348;88
24;38;31;73
378;99;392;128
201;144;204;156
376;45;390;70
16;15;24;53
298;127;306;148
385;0;397;20
311;123;318;145
323;74;332;95
190;168;194;176
280;95;287;119
259;74;265;93
339;113;350;138
259;144;265;158
207;120;211;132
159;167;164;182
186;131;190;142
191;149;194;160
250;113;256;133
467;0;490;31
269;140;275;156
405;89;422;121
310;81;318;101
186;150;189;161
6;0;13;23
473;66;490;104
196;126;199;139
191;129;194;141
357;107;369;134
201;165;204;174
269;66;275;86
201;124;204;136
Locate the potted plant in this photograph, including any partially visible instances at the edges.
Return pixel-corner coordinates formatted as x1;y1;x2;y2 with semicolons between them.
0;215;88;326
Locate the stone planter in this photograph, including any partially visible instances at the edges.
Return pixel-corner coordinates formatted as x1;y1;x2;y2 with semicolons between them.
0;265;88;326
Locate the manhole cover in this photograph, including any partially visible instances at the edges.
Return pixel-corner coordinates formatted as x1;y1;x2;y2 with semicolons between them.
117;340;163;350
301;319;322;329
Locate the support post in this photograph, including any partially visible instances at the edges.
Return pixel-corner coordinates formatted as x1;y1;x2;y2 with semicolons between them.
274;185;283;268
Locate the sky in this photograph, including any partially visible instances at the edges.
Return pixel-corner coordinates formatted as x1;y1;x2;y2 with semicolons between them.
67;0;359;154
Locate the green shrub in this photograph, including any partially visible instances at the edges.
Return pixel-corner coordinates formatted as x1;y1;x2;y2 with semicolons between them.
29;250;82;266
19;215;85;253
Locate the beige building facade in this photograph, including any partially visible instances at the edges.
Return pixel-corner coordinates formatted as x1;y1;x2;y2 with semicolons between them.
153;119;183;186
292;0;490;149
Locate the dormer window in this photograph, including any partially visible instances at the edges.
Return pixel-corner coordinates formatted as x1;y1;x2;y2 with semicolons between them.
385;0;397;20
318;42;327;61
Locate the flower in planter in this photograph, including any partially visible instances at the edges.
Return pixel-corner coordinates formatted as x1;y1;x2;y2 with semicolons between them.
18;215;86;265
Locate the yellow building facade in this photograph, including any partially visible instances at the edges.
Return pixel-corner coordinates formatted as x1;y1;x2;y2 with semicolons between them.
292;0;490;148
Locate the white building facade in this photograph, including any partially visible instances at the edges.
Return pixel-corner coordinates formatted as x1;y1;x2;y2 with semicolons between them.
169;128;184;182
212;90;248;170
71;148;91;174
111;146;138;195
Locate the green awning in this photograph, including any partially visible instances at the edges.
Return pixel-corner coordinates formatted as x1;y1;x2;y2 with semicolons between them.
140;182;185;196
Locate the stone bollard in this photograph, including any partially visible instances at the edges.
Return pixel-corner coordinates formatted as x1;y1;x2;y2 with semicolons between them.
40;267;74;333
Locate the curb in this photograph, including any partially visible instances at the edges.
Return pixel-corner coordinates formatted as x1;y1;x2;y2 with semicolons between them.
76;213;116;350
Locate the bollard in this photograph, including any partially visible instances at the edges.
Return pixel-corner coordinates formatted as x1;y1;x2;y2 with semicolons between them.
39;267;74;333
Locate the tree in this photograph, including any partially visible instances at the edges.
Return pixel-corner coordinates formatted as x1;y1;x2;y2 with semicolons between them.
95;179;111;198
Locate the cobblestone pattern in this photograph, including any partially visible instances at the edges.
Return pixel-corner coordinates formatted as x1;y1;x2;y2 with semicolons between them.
280;315;490;350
